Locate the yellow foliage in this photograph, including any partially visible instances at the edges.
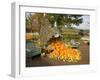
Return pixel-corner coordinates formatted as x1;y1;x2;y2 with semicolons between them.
49;41;81;62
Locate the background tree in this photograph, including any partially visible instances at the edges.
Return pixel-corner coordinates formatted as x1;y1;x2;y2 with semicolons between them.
26;13;83;33
26;13;83;46
26;13;56;46
47;14;83;32
26;13;33;32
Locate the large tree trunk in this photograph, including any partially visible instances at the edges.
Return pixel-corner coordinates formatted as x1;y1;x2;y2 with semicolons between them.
40;14;55;46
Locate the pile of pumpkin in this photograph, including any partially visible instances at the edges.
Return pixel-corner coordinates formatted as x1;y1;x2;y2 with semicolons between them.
48;41;81;62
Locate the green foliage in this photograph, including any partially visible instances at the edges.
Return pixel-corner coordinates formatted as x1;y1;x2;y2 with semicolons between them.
47;14;83;32
26;13;83;33
26;14;33;31
61;28;81;42
63;34;81;42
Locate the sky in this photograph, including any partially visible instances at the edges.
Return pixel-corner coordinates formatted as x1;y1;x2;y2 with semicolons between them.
73;15;90;30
